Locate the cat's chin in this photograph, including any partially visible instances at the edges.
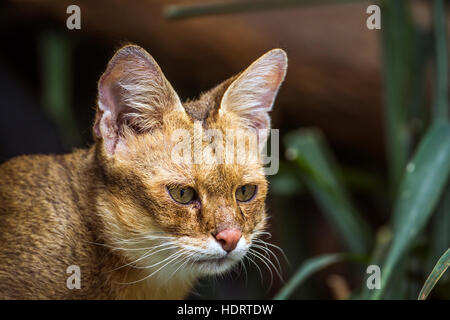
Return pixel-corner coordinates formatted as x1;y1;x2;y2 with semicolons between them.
192;256;241;276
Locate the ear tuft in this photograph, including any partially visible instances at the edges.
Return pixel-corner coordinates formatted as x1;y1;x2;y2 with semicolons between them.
94;45;183;155
220;48;287;133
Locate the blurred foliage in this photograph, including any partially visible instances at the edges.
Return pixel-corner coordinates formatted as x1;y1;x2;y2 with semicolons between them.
165;0;365;19
40;31;82;148
274;0;450;300
274;253;367;300
284;128;372;254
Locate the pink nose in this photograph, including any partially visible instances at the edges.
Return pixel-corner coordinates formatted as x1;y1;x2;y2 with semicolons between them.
215;229;242;253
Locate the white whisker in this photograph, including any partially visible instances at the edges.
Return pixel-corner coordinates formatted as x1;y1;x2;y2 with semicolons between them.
250;243;283;276
110;244;179;272
249;249;274;289
245;254;264;285
253;238;289;264
117;250;189;285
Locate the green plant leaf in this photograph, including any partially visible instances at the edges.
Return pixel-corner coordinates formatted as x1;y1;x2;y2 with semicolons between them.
358;226;392;299
284;128;372;254
371;121;450;299
432;0;449;121
381;0;415;193
39;32;81;148
269;161;304;196
165;0;366;19
418;248;450;300
274;253;362;300
428;185;450;280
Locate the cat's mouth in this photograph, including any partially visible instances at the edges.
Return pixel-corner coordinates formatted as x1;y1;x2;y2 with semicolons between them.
181;237;249;275
192;255;240;274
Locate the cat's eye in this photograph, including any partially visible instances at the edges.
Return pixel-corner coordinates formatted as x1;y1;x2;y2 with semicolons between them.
168;186;196;204
235;184;257;202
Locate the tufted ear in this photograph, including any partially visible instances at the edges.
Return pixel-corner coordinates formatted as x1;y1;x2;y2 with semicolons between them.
219;49;287;141
94;45;184;155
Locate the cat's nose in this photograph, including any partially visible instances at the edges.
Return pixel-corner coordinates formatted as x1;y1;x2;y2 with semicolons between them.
215;229;242;253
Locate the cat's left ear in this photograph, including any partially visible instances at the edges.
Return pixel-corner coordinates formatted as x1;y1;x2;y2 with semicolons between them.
219;49;287;137
94;45;184;155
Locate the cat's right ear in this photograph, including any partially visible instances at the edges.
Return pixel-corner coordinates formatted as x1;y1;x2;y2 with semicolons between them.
219;49;287;144
94;45;184;155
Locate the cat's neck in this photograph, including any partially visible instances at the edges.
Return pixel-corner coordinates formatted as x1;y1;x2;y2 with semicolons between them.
111;268;197;299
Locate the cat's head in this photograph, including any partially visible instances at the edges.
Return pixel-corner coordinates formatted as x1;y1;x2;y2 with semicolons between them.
93;45;287;281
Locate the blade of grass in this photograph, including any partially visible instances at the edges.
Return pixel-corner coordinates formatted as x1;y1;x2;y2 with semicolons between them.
39;31;81;148
428;185;450;281
371;121;450;299
425;0;450;292
274;253;364;300
340;166;385;195
165;0;365;19
432;0;449;122
358;226;392;299
406;28;432;140
418;248;450;300
380;0;414;194
284;129;372;254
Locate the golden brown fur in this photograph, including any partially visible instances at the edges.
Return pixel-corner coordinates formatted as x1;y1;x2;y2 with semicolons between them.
0;45;286;299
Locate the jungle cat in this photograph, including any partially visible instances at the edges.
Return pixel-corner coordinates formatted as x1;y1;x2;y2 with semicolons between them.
0;45;287;299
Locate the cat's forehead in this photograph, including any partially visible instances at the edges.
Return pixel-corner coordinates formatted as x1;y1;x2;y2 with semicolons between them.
181;76;237;124
156;161;265;190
